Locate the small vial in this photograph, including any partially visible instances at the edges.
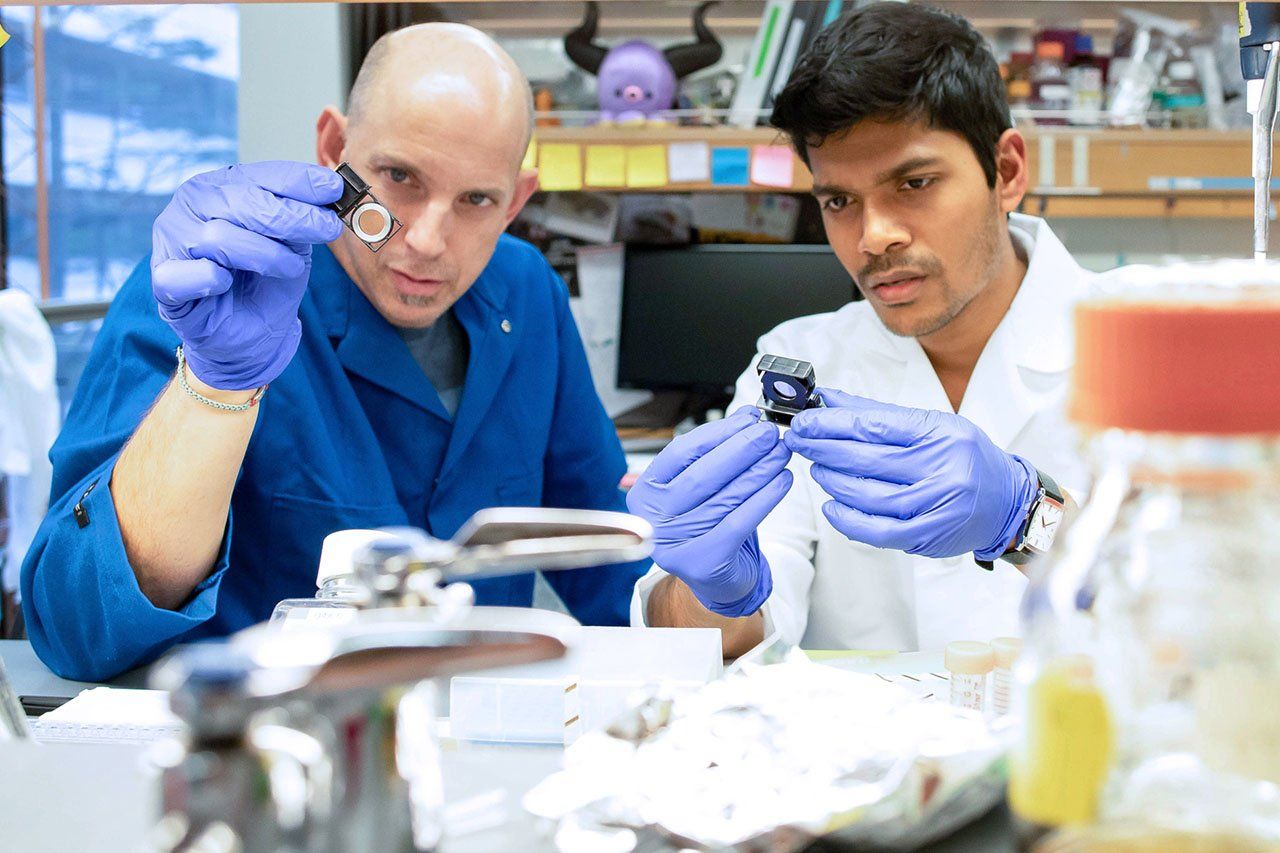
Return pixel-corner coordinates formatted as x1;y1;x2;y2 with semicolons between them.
946;640;994;712
269;529;393;628
991;636;1023;717
316;529;394;600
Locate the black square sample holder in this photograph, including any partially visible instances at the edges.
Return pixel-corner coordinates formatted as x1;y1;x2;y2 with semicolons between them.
756;353;823;426
328;162;403;252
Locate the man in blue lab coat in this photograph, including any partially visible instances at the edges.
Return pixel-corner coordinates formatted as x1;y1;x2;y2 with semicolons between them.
21;24;647;680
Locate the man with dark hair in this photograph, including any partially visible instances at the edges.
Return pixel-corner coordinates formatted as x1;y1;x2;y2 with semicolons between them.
628;4;1090;655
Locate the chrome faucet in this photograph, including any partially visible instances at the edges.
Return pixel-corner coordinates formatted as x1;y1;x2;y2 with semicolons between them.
149;508;652;852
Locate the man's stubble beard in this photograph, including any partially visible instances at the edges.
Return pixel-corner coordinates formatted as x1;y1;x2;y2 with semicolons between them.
889;196;1004;339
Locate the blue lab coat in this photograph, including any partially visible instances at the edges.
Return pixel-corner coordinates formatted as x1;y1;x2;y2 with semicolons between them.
22;238;648;681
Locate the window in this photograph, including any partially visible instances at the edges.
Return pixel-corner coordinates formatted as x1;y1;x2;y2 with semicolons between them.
1;5;239;303
1;5;237;412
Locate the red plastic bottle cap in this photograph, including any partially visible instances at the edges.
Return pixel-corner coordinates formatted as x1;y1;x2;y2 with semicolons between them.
1071;299;1280;435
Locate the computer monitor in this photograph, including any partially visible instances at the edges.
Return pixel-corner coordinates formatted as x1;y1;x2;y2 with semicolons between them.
617;244;858;397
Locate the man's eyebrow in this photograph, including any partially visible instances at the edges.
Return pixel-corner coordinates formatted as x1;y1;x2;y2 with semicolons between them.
464;186;507;199
874;156;943;185
368;155;506;199
809;156;944;198
368;153;418;175
810;182;849;198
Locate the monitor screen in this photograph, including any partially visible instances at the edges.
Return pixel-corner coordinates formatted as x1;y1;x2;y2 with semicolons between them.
617;244;858;393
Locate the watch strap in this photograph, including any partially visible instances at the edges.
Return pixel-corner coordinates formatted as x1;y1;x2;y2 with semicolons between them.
1002;468;1063;566
975;468;1064;570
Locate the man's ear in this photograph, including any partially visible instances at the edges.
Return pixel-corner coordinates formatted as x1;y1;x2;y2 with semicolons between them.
993;128;1028;215
316;106;348;168
503;169;540;226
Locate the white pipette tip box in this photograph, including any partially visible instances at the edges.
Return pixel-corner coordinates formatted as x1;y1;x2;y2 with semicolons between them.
448;625;722;745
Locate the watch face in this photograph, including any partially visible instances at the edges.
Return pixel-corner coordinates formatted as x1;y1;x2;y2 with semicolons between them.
1025;501;1066;552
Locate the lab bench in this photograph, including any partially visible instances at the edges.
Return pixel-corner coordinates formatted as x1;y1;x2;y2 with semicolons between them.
0;639;1017;852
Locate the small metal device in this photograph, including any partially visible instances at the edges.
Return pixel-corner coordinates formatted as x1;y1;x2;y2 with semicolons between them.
756;353;823;426
328;162;402;252
351;508;655;610
150;507;653;853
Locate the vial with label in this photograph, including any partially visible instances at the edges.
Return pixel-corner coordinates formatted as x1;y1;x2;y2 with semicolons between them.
945;640;994;712
990;636;1023;717
1162;60;1206;129
269;529;394;628
1030;41;1070;125
1067;35;1105;126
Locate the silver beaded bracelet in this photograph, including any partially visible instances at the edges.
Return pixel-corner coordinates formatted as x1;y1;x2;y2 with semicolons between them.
175;346;267;413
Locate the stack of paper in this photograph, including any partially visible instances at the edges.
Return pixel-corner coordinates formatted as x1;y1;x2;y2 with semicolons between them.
29;687;184;744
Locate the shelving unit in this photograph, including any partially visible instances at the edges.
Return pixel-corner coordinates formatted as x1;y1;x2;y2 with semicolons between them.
528;125;1272;218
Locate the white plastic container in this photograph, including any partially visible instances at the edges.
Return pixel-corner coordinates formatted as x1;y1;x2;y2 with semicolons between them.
269;529;395;628
944;641;993;712
448;626;723;744
990;636;1022;717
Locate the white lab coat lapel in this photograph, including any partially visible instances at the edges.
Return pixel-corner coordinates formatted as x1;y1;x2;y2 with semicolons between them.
959;323;1036;449
859;308;954;413
964;215;1079;449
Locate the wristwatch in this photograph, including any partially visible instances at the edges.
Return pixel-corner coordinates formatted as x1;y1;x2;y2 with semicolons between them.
976;468;1067;570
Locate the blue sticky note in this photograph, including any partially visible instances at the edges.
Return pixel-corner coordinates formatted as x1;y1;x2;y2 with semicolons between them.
712;147;750;186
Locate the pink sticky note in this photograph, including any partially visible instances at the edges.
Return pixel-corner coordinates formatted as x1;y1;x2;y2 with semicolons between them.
750;145;795;188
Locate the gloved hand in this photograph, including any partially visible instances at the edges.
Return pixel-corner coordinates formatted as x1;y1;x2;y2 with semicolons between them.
151;161;346;390
626;408;793;617
784;388;1038;561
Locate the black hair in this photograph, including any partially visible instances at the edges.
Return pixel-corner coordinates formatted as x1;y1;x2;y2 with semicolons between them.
770;4;1011;188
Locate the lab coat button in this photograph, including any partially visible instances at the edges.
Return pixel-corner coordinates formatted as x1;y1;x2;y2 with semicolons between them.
500;319;512;333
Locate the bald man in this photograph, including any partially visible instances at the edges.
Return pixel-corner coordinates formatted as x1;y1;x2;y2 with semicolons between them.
22;25;649;680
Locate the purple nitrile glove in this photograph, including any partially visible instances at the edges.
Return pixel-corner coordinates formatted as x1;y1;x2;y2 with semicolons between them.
151;161;345;390
784;388;1038;561
626;407;793;617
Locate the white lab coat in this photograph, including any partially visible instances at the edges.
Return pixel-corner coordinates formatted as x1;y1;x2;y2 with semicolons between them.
632;214;1094;652
0;289;59;598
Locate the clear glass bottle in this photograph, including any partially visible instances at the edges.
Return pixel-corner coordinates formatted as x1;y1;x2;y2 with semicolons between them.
1031;41;1070;125
1163;60;1206;129
1005;50;1034;123
1009;260;1280;851
269;529;394;628
1067;35;1105;127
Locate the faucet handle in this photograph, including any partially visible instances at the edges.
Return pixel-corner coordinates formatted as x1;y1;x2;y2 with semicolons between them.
438;507;653;581
346;508;653;607
155;615;571;707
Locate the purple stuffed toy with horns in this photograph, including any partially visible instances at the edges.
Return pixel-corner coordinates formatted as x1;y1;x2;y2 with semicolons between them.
564;1;723;122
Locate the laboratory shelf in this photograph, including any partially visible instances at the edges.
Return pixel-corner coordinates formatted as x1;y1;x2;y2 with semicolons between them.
528;126;1273;218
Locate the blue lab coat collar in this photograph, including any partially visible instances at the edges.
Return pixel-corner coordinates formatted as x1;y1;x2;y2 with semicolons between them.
309;244;519;476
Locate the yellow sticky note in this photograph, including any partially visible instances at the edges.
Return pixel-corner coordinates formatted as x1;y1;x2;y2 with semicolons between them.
538;144;583;191
626;145;668;188
585;145;627;187
521;138;538;172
